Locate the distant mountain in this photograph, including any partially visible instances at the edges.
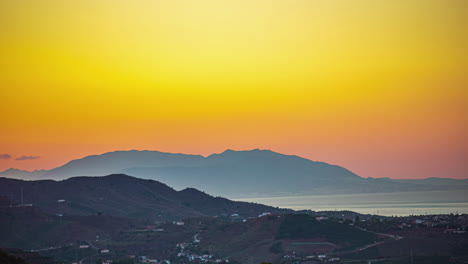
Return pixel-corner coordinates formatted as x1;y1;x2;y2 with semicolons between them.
394;177;468;186
4;149;468;198
0;169;48;180
0;174;289;221
43;150;204;179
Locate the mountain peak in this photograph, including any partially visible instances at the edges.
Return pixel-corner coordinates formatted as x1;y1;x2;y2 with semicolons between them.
215;148;277;157
1;168;28;173
0;168;49;179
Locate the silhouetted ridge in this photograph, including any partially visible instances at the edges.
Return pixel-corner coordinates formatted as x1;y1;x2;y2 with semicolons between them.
0;175;290;221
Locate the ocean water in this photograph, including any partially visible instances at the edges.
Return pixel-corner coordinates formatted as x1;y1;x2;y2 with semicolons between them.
237;190;468;216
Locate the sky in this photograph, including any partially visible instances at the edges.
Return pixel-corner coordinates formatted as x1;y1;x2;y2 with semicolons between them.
1;0;467;179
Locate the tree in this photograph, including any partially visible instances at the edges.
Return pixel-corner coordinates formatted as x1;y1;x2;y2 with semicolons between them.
269;242;283;254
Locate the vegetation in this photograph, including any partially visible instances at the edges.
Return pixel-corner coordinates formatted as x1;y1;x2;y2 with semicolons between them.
277;214;377;246
111;259;136;264
345;256;452;264
269;242;283;254
0;250;26;264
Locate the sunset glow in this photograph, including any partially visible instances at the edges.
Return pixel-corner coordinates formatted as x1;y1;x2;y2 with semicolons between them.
1;0;467;178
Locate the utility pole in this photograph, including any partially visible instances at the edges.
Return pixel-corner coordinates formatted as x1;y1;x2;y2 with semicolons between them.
410;248;414;264
20;187;24;206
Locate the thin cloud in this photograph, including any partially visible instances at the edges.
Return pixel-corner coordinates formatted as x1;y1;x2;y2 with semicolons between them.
0;154;11;159
15;155;41;161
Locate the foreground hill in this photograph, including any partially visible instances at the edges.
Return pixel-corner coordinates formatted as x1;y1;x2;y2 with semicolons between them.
3;149;467;197
197;214;378;264
0;199;137;250
0;174;289;221
0;179;466;264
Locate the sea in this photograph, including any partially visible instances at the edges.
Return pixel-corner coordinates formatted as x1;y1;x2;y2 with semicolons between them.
237;190;468;216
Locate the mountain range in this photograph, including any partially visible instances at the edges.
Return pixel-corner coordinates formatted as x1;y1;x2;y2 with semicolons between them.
1;149;467;198
0;169;48;180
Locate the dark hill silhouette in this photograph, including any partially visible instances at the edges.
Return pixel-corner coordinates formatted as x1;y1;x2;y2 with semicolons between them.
0;174;289;221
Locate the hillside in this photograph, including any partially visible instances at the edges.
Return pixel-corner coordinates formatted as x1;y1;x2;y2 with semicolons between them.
196;214;379;264
0;202;138;250
0;174;289;221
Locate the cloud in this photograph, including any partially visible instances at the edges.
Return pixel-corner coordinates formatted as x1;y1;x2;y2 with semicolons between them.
0;154;11;159
15;155;41;161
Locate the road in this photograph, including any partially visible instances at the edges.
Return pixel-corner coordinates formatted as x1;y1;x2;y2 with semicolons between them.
335;229;404;256
194;233;200;243
29;243;74;253
78;241;100;264
226;239;274;258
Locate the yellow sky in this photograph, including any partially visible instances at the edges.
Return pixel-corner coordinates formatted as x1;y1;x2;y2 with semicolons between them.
1;0;467;178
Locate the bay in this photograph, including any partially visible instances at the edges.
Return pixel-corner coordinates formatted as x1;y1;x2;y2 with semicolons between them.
237;190;468;216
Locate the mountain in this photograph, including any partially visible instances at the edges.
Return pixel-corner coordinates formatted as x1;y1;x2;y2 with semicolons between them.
42;150;205;179
40;149;383;197
394;177;468;186
5;149;468;198
0;169;48;180
0;174;289;221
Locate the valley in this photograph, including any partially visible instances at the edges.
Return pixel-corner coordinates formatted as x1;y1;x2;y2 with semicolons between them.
0;175;467;264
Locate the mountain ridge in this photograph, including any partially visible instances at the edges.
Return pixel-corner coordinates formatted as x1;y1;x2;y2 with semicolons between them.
0;168;49;180
1;149;467;198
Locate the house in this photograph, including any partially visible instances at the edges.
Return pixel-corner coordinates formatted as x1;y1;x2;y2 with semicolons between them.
258;212;271;217
415;219;426;224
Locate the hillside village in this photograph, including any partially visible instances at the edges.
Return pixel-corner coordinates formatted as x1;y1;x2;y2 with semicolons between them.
28;211;467;264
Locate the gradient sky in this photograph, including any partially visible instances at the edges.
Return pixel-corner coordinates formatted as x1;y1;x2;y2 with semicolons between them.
1;0;467;179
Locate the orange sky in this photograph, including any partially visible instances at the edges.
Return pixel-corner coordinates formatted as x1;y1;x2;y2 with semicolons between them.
1;0;467;179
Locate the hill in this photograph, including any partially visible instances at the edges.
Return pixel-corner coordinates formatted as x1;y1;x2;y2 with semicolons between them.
196;214;379;264
0;174;289;221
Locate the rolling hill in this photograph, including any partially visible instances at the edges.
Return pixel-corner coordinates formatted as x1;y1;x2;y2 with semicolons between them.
0;174;289;221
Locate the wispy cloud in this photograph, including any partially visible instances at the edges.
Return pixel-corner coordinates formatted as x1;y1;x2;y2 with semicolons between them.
0;154;11;159
15;155;41;161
